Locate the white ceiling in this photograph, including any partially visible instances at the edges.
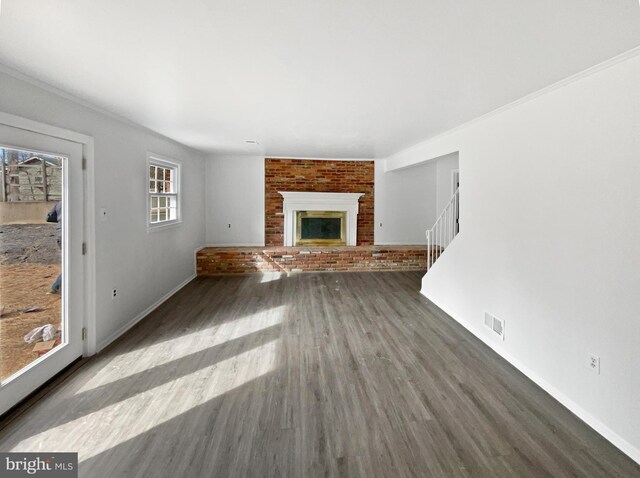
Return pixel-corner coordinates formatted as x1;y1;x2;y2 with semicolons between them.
1;1;639;158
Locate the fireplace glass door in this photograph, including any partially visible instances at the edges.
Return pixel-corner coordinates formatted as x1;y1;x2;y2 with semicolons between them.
295;211;346;246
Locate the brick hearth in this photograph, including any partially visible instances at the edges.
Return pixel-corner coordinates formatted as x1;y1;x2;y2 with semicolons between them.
196;246;429;275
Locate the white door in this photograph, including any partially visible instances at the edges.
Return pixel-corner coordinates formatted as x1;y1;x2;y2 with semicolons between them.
0;123;84;415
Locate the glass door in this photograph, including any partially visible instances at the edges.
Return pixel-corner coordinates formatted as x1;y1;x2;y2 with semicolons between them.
0;123;84;415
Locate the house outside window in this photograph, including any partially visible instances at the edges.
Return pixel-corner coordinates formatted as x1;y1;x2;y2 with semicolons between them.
147;154;181;228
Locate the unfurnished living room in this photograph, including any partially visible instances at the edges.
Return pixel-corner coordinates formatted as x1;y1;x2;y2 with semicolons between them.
0;1;639;477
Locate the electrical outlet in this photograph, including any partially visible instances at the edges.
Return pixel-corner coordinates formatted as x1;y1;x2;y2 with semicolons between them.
588;354;600;374
112;288;118;299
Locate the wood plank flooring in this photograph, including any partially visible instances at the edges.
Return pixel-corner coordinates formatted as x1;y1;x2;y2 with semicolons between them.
0;272;638;477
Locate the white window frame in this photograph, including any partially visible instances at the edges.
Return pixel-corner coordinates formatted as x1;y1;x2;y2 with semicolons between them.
147;153;181;231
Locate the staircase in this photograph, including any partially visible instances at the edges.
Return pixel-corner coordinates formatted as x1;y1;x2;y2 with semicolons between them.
426;187;459;269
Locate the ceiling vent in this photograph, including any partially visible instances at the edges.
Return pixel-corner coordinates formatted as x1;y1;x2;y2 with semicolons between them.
484;312;505;340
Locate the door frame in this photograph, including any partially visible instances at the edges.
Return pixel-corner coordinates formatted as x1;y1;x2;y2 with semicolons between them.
451;168;459;195
0;111;97;356
451;169;460;234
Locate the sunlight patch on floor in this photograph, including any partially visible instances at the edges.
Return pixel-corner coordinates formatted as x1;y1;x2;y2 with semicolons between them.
8;339;279;461
76;305;286;393
260;272;284;283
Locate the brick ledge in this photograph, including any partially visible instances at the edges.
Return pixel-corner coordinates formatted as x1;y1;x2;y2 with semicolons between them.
197;245;429;275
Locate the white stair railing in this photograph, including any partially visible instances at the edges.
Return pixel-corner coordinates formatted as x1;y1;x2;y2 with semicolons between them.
426;187;459;269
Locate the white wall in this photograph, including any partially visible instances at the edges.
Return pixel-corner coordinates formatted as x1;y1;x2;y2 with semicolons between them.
0;70;206;351
374;159;437;245
205;155;265;246
206;155;441;247
435;152;459;215
385;52;640;463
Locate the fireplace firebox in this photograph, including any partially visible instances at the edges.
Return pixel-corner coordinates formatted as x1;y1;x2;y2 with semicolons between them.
295;211;346;246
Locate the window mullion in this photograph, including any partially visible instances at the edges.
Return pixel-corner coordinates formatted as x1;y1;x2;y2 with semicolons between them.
148;157;180;226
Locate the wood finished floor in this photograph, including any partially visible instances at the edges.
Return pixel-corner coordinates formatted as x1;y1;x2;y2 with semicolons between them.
0;272;638;477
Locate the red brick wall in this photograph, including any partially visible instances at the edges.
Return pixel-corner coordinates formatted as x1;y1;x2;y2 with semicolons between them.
196;246;427;275
265;158;374;246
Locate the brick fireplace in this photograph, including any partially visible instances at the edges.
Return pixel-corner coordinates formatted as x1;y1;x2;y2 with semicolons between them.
196;157;428;276
279;191;364;246
265;158;374;246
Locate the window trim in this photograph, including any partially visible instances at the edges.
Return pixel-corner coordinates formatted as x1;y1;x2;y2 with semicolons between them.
146;153;182;232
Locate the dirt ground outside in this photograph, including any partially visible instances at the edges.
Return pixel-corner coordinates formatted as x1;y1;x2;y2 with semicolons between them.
1;224;62;380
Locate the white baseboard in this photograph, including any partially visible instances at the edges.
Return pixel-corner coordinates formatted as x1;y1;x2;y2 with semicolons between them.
97;273;196;353
422;291;640;466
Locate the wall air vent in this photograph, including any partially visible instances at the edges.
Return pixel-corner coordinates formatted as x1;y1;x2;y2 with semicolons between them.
484;312;505;340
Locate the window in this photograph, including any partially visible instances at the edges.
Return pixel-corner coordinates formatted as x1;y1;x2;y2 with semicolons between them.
147;154;180;227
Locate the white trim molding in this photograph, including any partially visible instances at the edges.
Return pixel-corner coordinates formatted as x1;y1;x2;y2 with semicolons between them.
279;191;364;246
423;295;640;465
146;152;182;231
97;273;196;352
385;45;640;172
0;111;97;357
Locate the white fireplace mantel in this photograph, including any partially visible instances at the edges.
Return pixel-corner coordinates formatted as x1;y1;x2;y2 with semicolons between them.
279;191;364;246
